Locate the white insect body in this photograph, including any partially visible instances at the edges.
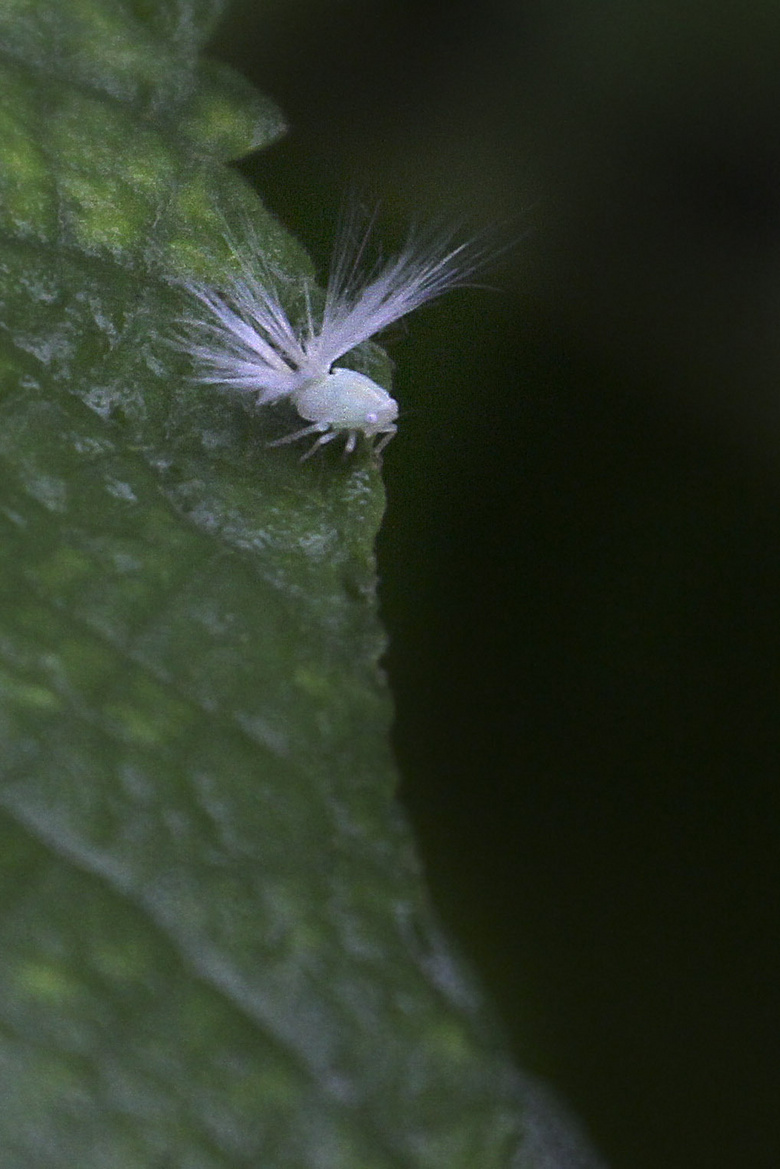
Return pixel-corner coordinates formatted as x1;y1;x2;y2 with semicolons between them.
181;218;485;458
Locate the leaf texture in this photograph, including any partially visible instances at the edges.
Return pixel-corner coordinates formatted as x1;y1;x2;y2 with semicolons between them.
0;2;606;1166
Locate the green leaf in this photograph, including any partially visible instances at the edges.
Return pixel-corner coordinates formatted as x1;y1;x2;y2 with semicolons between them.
0;2;605;1166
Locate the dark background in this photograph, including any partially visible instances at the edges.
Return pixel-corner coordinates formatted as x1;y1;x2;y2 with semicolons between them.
210;3;779;1167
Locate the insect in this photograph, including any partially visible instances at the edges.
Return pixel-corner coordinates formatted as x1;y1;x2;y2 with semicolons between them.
180;214;489;458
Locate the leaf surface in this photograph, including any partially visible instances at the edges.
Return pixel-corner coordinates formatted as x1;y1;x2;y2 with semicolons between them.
0;2;605;1166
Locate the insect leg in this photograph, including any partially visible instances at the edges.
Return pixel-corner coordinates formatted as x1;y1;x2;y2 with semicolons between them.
267;421;329;448
301;430;339;461
373;427;397;455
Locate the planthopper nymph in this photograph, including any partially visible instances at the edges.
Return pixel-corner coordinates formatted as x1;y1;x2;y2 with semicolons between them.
179;213;491;459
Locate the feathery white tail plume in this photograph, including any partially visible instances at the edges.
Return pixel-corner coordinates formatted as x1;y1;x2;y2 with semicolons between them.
179;215;491;458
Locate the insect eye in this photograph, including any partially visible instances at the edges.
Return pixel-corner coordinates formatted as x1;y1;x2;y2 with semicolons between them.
365;411;379;424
